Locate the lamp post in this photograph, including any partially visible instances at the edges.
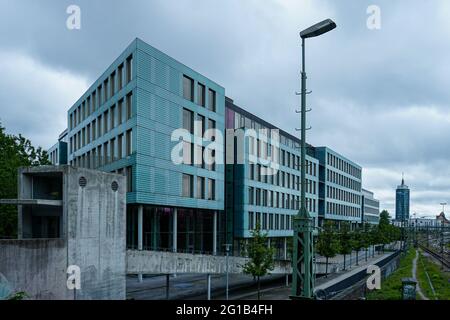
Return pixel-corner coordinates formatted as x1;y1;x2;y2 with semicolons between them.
291;19;336;300
223;244;232;300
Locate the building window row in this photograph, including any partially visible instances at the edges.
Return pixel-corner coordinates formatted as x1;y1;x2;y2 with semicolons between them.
69;129;133;168
247;136;317;175
327;152;361;179
326;202;361;218
70;92;133;154
234;111;301;151
182;174;216;200
248;164;317;195
327;185;361;205
248;212;293;231
327;168;360;191
69;54;133;130
248;186;316;212
183;75;216;112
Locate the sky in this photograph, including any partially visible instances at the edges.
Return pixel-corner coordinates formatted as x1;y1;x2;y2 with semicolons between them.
0;0;449;217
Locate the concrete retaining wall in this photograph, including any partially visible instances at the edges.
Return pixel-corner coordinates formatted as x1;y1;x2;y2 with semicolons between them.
126;250;291;274
0;239;69;299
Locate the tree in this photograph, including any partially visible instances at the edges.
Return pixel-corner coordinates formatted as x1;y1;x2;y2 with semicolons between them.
243;223;275;300
368;224;378;257
0;122;50;237
316;221;340;277
377;210;392;253
338;222;353;270
361;223;372;262
351;227;364;266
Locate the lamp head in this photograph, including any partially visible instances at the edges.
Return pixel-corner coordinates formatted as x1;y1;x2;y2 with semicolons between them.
300;19;337;39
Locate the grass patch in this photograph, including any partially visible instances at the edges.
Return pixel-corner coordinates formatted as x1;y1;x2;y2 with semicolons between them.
366;248;415;300
417;251;450;300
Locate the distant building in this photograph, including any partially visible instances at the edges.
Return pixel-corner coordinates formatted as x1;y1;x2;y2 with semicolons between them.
48;129;68;165
362;188;380;225
315;147;363;228
436;212;450;225
395;176;410;220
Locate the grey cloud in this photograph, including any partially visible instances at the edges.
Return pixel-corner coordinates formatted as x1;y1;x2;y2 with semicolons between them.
0;0;449;216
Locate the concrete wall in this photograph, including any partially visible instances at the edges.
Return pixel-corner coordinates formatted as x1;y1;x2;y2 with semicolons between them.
66;167;127;300
0;239;69;299
1;166;127;300
126;250;291;274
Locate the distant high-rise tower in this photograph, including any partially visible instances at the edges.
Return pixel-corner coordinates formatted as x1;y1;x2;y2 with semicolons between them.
395;174;410;220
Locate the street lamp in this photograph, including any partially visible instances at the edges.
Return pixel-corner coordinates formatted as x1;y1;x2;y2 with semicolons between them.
291;19;336;300
223;244;232;300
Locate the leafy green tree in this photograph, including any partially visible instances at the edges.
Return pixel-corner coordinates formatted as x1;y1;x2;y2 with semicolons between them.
369;224;379;257
0;122;50;237
243;223;275;300
377;210;392;253
338;222;353;270
351;227;365;266
316;221;340;277
361;223;372;261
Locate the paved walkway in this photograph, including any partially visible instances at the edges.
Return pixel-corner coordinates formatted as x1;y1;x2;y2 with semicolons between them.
412;250;428;300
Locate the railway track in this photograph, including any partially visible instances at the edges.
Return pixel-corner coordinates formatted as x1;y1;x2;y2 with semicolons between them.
418;243;450;269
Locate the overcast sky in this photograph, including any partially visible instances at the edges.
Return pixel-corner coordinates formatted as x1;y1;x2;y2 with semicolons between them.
1;0;449;217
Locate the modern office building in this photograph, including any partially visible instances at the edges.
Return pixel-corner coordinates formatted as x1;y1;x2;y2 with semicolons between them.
314;147;362;228
395;176;410;221
225;98;319;257
361;188;380;225
65;38;226;255
50;38;369;256
48;129;68;165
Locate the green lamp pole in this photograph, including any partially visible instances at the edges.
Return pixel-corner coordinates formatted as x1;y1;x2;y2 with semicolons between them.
291;19;336;299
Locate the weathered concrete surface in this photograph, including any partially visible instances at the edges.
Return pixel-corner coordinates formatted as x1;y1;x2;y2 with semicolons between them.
0;165;127;300
125;250;384;276
126;250;291;274
66;167;127;300
0;239;69;299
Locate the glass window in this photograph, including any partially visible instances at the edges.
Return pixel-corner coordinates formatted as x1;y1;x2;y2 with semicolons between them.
126;166;133;192
103;78;109;103
126;93;133;120
197;176;205;199
110;105;115;130
182;174;193;197
197;83;205;107
118;99;123;124
208;89;216;112
103;110;108;134
208;179;215;200
118;63;124;89
110;138;115;161
183;141;193;165
183;75;194;102
118;134;123;159
196;115;205;137
248;212;254;230
126;55;133;83
208;119;216;130
110;71;116;97
183;108;194;133
126;129;132;156
248;187;254;205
